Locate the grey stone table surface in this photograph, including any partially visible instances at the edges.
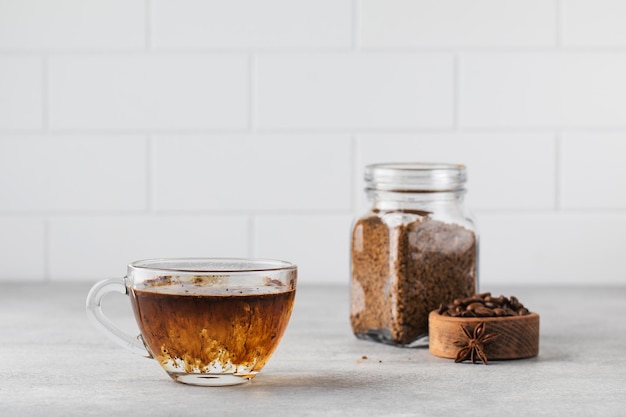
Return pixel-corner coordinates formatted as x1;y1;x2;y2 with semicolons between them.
1;283;625;417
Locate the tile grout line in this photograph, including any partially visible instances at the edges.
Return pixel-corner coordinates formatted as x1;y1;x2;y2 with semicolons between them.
5;126;626;135
145;0;153;51
453;53;460;131
249;53;256;132
556;0;564;48
0;208;357;217
350;135;360;214
8;46;626;56
145;0;154;212
248;215;256;258
352;0;359;51
554;133;561;211
43;216;50;283
42;54;51;283
146;135;154;212
41;54;49;130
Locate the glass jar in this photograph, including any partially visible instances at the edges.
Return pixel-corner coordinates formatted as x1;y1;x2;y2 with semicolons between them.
350;163;478;347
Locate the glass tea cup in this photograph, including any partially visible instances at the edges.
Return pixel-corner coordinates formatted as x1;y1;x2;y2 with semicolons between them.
86;258;297;386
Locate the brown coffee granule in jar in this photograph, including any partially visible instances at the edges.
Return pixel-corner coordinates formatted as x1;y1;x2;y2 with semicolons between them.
351;212;477;346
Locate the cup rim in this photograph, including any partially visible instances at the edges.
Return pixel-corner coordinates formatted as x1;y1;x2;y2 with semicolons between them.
128;257;297;274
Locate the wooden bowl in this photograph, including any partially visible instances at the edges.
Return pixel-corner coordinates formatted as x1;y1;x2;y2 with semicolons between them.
429;310;540;361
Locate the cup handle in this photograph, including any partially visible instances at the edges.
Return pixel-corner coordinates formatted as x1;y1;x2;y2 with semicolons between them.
86;279;152;358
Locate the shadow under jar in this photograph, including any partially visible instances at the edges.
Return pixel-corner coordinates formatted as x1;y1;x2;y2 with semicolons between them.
350;163;478;347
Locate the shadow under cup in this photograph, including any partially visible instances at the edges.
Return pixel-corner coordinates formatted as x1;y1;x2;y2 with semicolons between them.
87;258;297;387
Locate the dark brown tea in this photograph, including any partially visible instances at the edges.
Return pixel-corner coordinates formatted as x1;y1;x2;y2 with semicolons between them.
130;279;295;381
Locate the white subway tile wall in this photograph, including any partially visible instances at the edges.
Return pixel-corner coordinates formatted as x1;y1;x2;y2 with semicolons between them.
460;53;626;128
0;216;45;281
152;0;352;49
0;135;147;211
48;215;249;281
1;0;625;286
358;133;556;211
562;0;626;47
0;0;145;50
153;135;352;211
49;54;249;129
0;55;42;129
358;0;557;47
477;212;626;285
560;133;626;209
253;214;354;285
256;53;454;129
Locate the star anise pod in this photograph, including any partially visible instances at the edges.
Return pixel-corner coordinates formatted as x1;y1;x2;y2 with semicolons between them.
454;321;499;365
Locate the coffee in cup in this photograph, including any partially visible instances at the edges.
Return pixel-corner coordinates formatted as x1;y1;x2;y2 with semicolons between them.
86;258;297;386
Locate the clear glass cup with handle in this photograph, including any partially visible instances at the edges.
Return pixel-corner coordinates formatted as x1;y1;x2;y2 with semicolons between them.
86;258;297;386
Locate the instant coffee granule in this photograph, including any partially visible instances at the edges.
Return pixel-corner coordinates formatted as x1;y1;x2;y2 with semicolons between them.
351;212;477;346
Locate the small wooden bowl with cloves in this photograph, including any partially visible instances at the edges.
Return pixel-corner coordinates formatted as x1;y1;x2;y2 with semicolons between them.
428;293;540;364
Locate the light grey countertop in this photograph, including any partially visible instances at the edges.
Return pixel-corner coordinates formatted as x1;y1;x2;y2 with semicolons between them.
1;283;625;416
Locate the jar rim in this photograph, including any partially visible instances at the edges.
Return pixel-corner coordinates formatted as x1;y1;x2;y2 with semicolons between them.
365;162;467;192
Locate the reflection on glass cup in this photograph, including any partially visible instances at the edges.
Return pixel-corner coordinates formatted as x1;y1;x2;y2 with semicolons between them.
86;258;297;386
